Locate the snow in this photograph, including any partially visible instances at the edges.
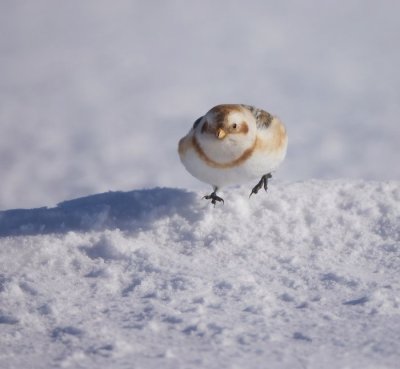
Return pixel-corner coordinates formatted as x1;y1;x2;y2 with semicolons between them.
1;1;400;367
1;180;400;369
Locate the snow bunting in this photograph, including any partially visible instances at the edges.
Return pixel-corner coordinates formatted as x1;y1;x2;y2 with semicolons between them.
178;104;288;205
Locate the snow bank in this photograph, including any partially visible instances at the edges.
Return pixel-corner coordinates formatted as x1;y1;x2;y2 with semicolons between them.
0;180;399;369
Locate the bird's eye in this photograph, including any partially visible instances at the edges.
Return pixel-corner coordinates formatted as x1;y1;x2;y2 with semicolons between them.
232;123;237;129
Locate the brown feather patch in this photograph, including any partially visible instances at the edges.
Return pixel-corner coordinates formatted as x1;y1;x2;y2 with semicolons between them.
238;122;249;134
241;104;273;128
178;135;192;157
192;135;257;169
256;118;287;152
209;104;243;126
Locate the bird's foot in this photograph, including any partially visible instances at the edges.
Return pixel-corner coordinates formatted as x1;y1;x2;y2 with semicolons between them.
203;191;224;206
249;173;272;197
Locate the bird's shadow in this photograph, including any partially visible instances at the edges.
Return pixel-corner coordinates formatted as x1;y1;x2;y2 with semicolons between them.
0;188;199;237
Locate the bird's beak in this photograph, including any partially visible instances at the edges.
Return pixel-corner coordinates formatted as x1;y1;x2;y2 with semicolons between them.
216;128;227;140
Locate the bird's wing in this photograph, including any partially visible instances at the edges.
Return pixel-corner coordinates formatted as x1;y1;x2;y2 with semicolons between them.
192;116;203;130
241;104;273;129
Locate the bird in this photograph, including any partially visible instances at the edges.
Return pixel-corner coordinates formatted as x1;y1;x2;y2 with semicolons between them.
178;104;288;205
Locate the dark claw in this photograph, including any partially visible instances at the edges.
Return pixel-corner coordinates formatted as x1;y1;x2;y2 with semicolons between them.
249;173;272;198
203;191;224;206
263;173;272;191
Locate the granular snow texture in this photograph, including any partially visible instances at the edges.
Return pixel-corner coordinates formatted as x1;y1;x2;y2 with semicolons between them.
1;180;399;369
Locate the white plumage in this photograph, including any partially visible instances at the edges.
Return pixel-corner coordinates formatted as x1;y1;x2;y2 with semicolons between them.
178;104;288;204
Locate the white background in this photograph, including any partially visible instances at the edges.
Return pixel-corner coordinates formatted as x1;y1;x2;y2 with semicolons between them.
1;0;400;209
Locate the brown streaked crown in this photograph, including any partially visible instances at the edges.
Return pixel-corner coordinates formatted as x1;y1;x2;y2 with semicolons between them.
207;104;244;126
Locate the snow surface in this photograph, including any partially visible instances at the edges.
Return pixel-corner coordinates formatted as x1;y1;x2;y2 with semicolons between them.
1;1;400;368
1;180;400;369
1;1;400;209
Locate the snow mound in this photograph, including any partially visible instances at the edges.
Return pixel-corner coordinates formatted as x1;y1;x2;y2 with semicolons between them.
0;188;198;236
0;180;399;369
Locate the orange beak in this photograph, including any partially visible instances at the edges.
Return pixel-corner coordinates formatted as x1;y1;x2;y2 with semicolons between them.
216;128;227;140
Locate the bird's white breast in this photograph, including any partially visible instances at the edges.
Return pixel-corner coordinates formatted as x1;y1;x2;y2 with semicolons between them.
178;105;287;189
179;128;287;188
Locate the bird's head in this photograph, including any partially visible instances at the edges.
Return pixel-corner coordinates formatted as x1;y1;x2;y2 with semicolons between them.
193;104;256;143
191;104;257;162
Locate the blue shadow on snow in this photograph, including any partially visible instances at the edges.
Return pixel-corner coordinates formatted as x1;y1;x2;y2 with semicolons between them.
0;188;198;237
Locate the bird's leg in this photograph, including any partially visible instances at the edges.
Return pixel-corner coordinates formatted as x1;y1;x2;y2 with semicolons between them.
203;187;224;206
249;173;272;197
